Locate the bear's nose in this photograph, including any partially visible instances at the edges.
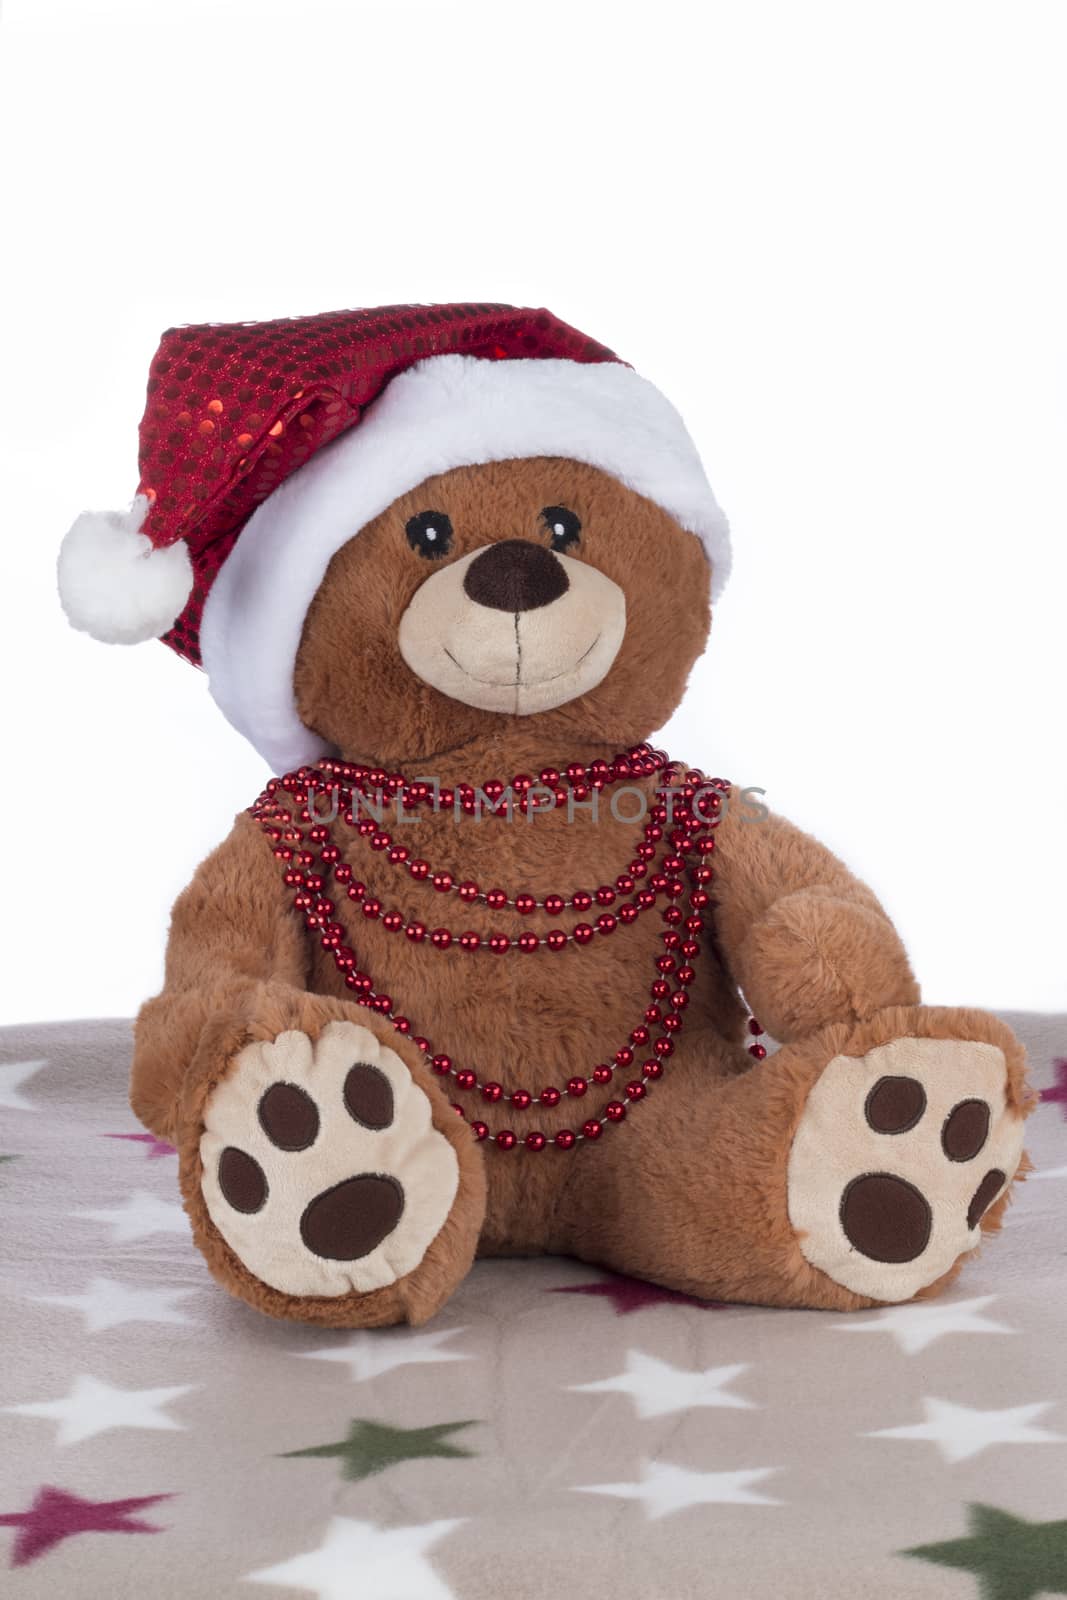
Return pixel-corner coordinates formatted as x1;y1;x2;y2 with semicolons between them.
463;539;570;612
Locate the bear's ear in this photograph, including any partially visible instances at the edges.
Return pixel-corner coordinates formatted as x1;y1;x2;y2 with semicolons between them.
57;495;193;645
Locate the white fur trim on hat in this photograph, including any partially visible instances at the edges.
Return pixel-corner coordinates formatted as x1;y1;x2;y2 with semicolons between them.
200;354;731;774
57;495;193;645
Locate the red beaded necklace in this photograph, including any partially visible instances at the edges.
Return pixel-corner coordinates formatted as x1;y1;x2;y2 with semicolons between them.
250;742;766;1153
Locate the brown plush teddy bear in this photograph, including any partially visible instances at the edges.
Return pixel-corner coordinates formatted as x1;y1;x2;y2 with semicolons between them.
58;303;1033;1328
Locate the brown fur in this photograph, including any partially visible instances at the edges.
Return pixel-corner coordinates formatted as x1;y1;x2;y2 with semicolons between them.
132;457;1034;1324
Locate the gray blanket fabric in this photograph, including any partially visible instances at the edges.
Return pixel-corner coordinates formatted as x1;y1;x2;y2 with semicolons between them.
0;1013;1064;1599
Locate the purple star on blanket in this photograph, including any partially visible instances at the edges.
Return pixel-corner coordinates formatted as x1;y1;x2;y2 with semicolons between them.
0;1486;172;1567
550;1271;728;1315
1039;1059;1067;1119
103;1132;176;1159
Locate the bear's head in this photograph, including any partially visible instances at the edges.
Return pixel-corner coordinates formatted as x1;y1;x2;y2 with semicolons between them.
56;305;730;774
293;457;713;770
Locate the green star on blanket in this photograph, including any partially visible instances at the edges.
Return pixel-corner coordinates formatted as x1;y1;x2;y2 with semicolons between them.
904;1503;1067;1600
281;1418;479;1482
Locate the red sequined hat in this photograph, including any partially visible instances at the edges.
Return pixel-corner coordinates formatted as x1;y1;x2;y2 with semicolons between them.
58;302;730;773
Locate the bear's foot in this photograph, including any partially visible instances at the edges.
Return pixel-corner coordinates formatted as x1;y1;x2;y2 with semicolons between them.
785;1006;1031;1303
177;1014;486;1326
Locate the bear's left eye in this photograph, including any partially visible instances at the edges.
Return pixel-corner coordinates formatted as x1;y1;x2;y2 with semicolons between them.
406;510;454;559
541;505;581;552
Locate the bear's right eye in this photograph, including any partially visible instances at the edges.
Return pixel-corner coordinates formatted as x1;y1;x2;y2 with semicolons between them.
405;510;453;560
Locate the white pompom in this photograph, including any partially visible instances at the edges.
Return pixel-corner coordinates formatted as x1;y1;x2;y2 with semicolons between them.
57;495;194;645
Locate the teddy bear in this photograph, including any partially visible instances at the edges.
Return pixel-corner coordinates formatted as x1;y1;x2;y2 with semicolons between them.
57;302;1033;1328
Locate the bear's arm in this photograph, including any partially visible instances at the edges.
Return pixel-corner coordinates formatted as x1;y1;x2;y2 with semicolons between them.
707;792;920;1043
131;811;310;1140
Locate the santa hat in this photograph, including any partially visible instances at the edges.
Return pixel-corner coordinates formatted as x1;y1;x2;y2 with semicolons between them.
58;303;730;774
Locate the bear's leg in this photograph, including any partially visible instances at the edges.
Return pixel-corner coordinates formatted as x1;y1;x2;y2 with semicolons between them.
131;818;486;1327
169;986;487;1328
570;1005;1033;1310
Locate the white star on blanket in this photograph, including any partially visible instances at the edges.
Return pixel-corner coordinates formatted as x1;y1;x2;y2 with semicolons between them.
834;1295;1017;1354
34;1276;199;1333
0;1058;47;1111
295;1325;471;1382
576;1460;782;1519
73;1190;188;1244
5;1374;195;1446
867;1396;1065;1462
245;1516;463;1599
570;1351;755;1418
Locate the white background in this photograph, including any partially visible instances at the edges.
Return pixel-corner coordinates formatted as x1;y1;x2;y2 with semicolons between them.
1;0;1064;1022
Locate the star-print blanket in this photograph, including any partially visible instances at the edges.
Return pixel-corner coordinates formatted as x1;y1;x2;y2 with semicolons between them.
1;1014;1065;1600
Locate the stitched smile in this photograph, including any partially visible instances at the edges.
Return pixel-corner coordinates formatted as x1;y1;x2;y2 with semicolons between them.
443;633;601;689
